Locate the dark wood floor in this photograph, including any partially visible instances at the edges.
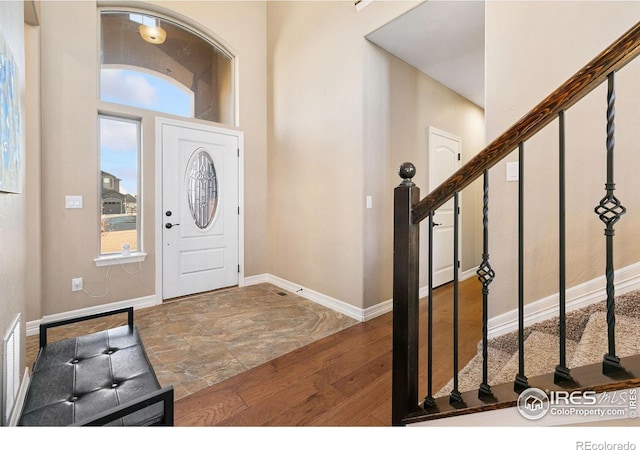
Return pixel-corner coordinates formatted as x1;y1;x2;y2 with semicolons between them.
174;278;483;426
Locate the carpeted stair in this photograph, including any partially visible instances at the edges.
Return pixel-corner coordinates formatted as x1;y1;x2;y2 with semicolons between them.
435;290;640;397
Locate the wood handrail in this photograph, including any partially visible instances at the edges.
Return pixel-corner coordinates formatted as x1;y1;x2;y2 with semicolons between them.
412;20;640;224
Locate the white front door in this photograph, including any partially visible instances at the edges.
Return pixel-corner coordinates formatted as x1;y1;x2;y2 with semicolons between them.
428;127;461;288
160;120;239;300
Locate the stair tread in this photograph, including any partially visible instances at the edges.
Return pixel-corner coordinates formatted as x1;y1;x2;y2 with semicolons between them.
570;310;640;368
494;330;579;383
435;331;580;398
434;347;512;398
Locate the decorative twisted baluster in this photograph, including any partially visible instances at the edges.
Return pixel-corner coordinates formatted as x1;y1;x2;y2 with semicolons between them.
594;72;626;374
514;142;530;392
477;170;494;397
555;110;573;384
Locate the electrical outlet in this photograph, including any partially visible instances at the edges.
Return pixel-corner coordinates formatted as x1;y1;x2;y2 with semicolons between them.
71;278;83;292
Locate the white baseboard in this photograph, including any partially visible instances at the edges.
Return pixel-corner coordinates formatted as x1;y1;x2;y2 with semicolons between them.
34;258;627;340
242;260;640;330
244;274;367;322
461;266;479;282
488;261;640;339
363;299;393;322
418;266;479;299
241;274;271;287
242;267;480;325
26;294;157;336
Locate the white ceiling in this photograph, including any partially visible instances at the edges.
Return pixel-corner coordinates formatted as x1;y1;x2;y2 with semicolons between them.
366;1;485;108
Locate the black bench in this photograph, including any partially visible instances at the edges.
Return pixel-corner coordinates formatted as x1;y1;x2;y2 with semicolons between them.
18;307;174;426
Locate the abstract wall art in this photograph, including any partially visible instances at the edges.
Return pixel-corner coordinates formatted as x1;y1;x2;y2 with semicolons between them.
0;31;22;194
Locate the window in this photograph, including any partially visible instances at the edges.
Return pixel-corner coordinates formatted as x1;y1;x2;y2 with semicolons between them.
101;67;194;118
186;149;219;229
99;11;234;125
99;116;140;255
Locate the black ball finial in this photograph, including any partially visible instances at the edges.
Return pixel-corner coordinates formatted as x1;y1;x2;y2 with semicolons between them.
398;162;416;180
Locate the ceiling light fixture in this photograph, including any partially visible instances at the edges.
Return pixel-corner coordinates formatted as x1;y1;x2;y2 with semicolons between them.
139;18;166;45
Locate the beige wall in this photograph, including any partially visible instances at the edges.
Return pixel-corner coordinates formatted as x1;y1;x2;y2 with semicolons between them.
485;1;640;317
363;42;485;308
37;1;267;317
0;0;26;417
25;19;41;322
266;1;420;309
40;1;103;315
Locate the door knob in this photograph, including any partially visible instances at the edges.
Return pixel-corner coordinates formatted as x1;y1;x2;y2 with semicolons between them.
165;223;180;229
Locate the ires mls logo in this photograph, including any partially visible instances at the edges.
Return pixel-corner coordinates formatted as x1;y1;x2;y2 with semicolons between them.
517;388;637;421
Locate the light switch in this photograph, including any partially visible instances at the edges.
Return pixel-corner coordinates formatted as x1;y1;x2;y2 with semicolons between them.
65;195;83;209
366;196;373;209
506;162;519;182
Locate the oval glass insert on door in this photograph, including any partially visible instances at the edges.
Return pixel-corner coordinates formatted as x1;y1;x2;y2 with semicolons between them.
186;149;218;229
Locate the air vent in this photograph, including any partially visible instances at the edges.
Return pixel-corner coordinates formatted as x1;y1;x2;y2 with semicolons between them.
3;313;20;425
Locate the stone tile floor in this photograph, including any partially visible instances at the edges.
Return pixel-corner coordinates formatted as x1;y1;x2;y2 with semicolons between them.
26;283;358;401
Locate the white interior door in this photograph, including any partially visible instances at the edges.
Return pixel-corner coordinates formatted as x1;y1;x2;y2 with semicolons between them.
161;121;239;300
428;127;461;288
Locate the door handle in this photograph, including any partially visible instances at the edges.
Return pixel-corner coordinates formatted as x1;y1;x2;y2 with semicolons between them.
432;222;442;227
165;223;180;229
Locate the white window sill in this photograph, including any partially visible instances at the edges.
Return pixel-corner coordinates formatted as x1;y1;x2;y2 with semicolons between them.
94;252;147;267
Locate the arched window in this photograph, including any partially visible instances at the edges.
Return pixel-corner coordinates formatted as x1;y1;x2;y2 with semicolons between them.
99;10;234;124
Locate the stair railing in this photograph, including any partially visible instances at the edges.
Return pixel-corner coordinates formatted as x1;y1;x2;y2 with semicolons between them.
392;21;640;426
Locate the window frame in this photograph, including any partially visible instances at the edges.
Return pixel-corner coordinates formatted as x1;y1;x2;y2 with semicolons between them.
95;113;146;266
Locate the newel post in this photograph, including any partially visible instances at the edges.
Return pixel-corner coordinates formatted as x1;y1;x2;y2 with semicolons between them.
392;162;420;426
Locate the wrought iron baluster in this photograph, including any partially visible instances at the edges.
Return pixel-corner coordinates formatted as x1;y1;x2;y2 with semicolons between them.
595;72;626;374
555;110;573;384
450;192;463;404
514;142;530;392
424;211;436;409
477;170;494;397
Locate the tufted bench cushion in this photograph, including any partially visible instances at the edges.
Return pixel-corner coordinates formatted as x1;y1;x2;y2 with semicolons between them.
18;308;173;426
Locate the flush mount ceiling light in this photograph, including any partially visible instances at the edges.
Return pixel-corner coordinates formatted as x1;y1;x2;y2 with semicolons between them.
139;19;166;44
